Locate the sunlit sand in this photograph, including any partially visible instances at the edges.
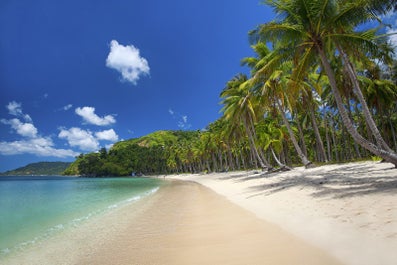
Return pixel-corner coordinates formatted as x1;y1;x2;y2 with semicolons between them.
4;161;396;265
169;161;397;265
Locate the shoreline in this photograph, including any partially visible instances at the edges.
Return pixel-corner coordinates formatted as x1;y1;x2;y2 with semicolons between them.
3;179;343;265
3;161;395;264
167;161;397;265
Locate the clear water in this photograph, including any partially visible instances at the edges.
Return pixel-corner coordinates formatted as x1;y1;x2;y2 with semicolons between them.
0;176;162;258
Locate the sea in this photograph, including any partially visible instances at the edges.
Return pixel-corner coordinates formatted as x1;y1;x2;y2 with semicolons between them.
0;175;163;259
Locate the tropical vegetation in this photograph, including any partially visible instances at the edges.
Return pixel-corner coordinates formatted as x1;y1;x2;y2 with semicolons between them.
1;162;72;176
64;0;397;176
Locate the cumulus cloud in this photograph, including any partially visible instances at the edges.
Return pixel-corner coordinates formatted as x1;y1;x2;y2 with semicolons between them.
75;106;116;126
106;40;150;85
95;129;119;142
168;108;191;130
59;127;120;151
0;101;79;158
59;127;100;151
7;101;23;116
0;138;78;157
1;118;38;138
1;101;121;158
6;101;32;122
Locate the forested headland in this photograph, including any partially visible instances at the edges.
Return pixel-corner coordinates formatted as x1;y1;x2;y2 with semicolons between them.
1;162;71;176
64;0;397;177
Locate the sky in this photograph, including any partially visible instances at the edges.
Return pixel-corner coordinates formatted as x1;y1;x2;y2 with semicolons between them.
0;0;275;172
1;1;396;172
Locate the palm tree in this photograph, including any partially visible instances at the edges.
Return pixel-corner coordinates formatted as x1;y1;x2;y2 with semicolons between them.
256;119;290;169
303;73;329;162
220;74;272;170
252;0;397;166
243;43;313;167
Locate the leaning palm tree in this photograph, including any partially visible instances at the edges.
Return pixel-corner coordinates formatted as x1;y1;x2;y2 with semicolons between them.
243;43;313;167
264;69;313;167
220;74;272;170
251;0;397;166
256;119;291;169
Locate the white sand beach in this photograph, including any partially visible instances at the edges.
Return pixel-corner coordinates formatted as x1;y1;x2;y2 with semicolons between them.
3;161;395;265
168;161;397;265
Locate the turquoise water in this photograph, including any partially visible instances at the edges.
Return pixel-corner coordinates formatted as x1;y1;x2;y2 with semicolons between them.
0;176;162;258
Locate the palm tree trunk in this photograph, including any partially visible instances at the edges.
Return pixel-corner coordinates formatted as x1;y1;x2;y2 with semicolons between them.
243;117;267;169
211;152;218;172
317;47;397;166
276;101;312;167
206;160;211;173
296;119;308;157
388;114;397;151
324;118;333;161
331;118;340;162
309;103;328;162
339;46;394;153
247;114;272;168
270;147;290;169
227;148;234;171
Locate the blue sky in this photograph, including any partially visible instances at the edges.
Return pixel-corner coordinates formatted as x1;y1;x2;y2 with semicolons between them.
0;0;274;171
1;1;396;172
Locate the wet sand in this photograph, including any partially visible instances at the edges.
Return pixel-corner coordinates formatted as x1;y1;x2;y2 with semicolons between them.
4;180;343;265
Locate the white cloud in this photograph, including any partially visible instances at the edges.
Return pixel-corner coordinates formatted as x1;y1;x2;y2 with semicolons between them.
6;101;32;122
177;118;191;130
1;101;121;158
58;127;120;151
387;27;397;49
7;101;23;116
105;143;115;150
1;101;79;158
1;118;38;138
75;106;116;126
58;127;100;151
95;129;119;142
0;138;78;157
106;40;150;85
168;109;191;130
63;104;73;111
383;13;397;51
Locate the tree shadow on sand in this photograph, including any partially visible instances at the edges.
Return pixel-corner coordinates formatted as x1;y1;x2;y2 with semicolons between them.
241;163;397;199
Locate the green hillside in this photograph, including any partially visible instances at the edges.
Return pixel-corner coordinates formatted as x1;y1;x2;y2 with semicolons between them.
64;130;200;177
112;130;196;150
1;162;72;176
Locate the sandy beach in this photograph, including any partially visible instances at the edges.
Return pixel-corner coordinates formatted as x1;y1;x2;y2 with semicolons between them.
3;161;396;265
169;161;397;265
4;179;342;265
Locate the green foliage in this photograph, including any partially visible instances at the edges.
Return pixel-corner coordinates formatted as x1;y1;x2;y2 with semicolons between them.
1;162;72;176
64;130;202;177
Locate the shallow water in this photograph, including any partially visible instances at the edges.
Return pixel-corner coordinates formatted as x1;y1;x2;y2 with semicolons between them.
0;176;162;258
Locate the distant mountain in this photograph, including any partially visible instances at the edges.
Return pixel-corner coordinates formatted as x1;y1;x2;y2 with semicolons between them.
0;162;72;176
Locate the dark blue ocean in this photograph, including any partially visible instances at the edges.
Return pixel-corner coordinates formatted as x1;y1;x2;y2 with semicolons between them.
0;176;162;259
